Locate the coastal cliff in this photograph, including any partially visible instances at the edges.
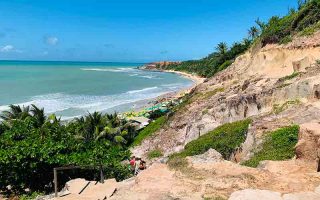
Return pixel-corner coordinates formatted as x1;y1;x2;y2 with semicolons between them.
110;32;320;199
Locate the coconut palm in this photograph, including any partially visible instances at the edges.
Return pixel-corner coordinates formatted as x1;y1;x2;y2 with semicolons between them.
248;26;260;40
215;42;228;56
0;104;31;121
30;104;46;129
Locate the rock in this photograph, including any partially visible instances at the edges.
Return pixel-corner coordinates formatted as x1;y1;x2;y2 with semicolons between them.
188;148;223;164
56;178;118;200
315;185;320;194
295;122;320;170
228;189;282;200
65;178;89;194
283;192;320;200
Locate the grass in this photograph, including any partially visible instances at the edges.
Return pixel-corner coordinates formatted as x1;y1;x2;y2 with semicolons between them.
201;87;225;100
242;125;299;168
278;72;300;82
280;35;293;44
317;60;320;65
147;149;163;159
168;119;252;167
273;99;301;114
299;21;320;36
131;116;167;147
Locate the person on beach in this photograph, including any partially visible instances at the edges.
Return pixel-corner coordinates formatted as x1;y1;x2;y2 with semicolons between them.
134;158;141;175
129;156;136;174
139;160;147;171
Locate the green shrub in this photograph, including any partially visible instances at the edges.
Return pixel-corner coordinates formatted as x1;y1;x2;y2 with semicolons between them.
131;116;167;147
242;125;299;168
147;149;163;159
273;99;301;114
278;72;300;82
280;35;292;44
169;119;252;163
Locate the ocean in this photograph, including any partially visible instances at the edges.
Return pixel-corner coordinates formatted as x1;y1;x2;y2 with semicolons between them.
0;61;193;120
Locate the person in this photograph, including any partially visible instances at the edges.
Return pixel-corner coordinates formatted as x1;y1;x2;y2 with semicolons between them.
134;158;141;175
129;156;136;175
139;160;147;170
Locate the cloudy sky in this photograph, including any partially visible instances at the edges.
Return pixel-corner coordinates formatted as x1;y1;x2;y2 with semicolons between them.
0;0;297;62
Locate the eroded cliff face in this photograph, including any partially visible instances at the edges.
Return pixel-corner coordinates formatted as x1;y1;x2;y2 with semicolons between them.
133;31;320;159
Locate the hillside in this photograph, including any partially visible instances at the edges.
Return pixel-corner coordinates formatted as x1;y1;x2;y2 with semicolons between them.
112;30;320;200
153;0;320;78
21;1;320;200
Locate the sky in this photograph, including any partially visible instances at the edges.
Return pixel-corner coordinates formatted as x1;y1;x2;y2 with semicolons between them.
0;0;297;62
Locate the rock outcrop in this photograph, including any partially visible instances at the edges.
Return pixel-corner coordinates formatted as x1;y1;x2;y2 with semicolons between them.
133;32;320;159
295;122;320;170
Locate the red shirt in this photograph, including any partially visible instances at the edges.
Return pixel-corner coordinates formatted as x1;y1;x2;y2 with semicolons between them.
130;159;135;167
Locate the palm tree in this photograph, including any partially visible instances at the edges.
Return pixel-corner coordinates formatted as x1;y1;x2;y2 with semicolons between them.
0;104;30;121
215;42;228;56
255;18;266;32
248;26;260;40
30;104;46;129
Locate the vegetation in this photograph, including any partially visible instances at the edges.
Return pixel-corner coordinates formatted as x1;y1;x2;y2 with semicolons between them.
160;0;320;78
242;125;299;167
273;99;301;114
278;72;300;82
147;149;163;159
0;104;141;197
168;119;252;168
131;116;167;147
164;39;251;78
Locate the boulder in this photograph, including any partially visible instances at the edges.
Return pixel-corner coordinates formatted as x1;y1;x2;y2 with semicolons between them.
188;148;223;164
228;189;282;200
295;122;320;170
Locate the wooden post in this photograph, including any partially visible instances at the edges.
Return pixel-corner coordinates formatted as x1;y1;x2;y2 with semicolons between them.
100;165;104;183
54;168;58;197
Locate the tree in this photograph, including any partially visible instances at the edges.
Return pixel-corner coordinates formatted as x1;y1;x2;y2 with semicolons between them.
215;42;228;56
248;26;260;39
0;105;30;121
255;18;266;32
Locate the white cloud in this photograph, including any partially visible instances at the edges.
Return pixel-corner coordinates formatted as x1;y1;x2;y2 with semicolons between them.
44;36;59;45
0;45;23;53
0;45;14;52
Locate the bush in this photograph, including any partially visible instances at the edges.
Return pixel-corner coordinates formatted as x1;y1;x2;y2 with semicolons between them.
242;125;299;168
169;119;252;162
131;116;167;147
278;72;300;82
147;149;163;159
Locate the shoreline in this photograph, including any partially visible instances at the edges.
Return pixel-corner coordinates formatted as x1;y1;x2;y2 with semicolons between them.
122;68;205;117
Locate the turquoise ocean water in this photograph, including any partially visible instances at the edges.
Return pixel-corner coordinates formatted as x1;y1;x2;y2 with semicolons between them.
0;61;193;120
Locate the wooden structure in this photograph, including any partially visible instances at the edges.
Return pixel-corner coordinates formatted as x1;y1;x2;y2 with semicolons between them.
53;165;105;197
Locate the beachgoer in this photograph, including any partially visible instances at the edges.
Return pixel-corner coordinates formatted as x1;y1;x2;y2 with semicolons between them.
134;158;141;175
129;156;136;174
139;160;147;170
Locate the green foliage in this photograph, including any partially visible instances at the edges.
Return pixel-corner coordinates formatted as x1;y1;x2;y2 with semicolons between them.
279;72;300;82
147;149;163;159
131;116;167;147
242;125;299;167
19;191;44;200
299;21;320;36
169;119;252;163
164;39;251;78
0;105;132;196
260;0;320;46
159;1;320;78
273;99;301;114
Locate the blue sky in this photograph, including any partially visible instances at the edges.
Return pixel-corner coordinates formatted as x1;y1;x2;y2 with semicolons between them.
0;0;297;62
